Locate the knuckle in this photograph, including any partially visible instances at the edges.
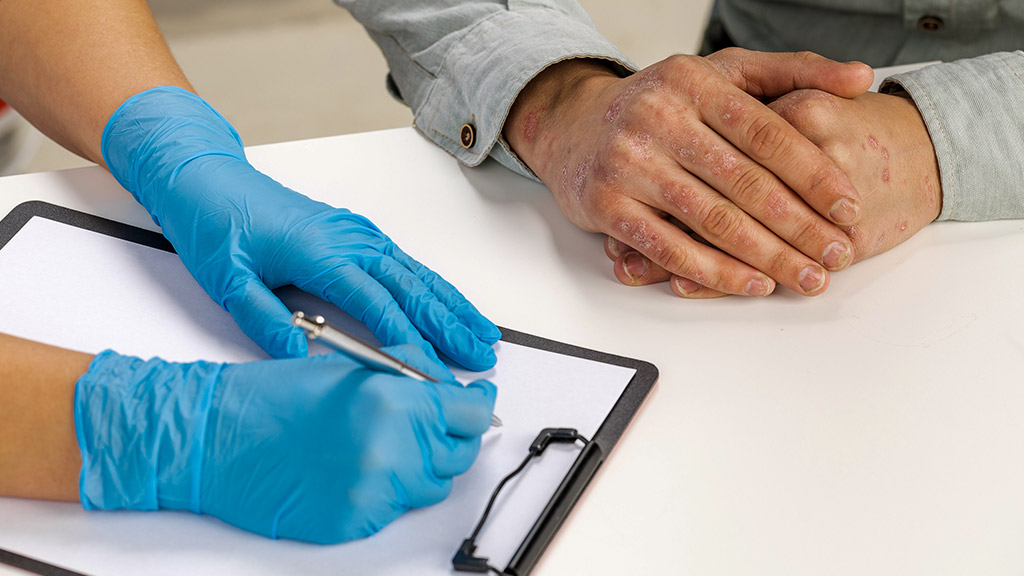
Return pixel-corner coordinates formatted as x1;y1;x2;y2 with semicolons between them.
648;239;692;276
716;46;746;60
745;115;790;161
819;141;851;169
764;246;794;277
807;163;844;197
788;218;825;252
772;89;838;133
729;165;774;205
794;50;822;65
700;202;745;241
663;53;694;72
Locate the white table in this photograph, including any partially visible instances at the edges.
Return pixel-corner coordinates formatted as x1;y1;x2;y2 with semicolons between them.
2;127;1023;576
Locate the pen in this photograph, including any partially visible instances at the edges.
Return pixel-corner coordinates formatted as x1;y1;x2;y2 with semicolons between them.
292;311;502;428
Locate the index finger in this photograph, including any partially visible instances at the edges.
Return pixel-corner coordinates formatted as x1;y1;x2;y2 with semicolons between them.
433;379;497;439
701;82;862;226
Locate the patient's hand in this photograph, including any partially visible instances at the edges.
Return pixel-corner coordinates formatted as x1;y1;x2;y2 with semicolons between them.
768;89;941;262
605;90;942;296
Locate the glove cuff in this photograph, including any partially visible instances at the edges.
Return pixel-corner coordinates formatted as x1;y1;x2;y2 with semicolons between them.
75;350;220;513
100;86;246;220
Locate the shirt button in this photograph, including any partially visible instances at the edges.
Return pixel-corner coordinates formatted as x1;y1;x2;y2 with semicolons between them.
917;15;944;32
459;123;476;149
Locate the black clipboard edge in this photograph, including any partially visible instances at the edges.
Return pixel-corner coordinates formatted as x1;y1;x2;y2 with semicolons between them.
0;200;172;254
496;327;658;576
0;548;87;576
0;201;660;576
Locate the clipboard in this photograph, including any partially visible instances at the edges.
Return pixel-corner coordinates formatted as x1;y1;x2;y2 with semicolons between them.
0;201;658;576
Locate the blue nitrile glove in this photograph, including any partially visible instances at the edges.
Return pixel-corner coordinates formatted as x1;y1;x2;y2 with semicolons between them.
75;347;497;544
100;86;500;371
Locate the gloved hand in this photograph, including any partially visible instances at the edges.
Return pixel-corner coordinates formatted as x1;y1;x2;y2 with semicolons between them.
75;347;497;544
101;86;500;371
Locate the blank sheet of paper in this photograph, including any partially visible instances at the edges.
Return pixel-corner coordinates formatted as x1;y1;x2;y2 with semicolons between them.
0;215;637;575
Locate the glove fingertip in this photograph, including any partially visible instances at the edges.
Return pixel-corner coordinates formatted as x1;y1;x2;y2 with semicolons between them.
467;379;498;406
474;319;502;345
454;344;498;373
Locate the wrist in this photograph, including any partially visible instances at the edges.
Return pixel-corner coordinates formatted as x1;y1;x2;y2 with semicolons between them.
889;93;942;221
504;59;622;184
102;87;244;204
76;351;219;513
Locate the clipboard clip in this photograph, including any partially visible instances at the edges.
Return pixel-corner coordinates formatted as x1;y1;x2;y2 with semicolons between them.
453;428;587;575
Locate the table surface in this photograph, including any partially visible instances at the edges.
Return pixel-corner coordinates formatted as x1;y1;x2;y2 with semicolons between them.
2;127;1023;576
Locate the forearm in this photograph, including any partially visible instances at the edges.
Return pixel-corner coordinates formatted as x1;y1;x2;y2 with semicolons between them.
0;334;91;502
0;0;192;166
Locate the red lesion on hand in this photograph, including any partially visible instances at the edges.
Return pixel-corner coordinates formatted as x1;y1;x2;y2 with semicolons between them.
522;110;542;143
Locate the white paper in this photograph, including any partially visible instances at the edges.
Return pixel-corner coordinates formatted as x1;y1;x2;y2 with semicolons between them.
0;215;638;575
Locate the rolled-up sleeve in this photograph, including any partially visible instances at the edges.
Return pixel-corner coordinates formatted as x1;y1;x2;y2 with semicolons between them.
881;51;1024;221
335;0;635;180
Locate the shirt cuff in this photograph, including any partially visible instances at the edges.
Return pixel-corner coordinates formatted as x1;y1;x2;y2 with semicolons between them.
880;52;1024;222
411;8;636;181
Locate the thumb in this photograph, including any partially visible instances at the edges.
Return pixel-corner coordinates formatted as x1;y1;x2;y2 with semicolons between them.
708;47;874;99
222;275;308;358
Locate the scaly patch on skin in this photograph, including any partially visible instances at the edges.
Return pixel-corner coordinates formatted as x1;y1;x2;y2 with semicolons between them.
522;111;541;143
604;69;664;124
571;155;593;202
617;218;660;252
721;94;744;126
628;132;653;162
880;147;889;160
663;184;696;216
678;135;701;163
732;228;755;248
882;168;890;183
766;191;789;218
868;135;878;150
711;149;738;178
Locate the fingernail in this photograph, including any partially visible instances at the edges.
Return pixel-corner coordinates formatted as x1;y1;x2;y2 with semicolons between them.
606;236;624;257
623;252;647;282
829;198;860;225
674;276;702;296
798;265;826;294
743;275;772;297
821;241;852;270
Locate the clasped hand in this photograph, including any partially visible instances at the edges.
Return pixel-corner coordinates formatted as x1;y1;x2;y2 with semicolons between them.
507;49;880;298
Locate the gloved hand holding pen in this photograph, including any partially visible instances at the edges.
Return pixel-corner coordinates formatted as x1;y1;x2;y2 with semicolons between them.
76;345;497;544
101;86;500;373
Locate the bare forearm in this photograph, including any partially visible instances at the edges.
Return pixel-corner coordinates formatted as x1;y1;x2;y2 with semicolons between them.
0;333;92;502
0;0;192;166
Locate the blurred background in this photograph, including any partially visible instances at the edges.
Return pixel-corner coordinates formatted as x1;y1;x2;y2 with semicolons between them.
7;0;714;175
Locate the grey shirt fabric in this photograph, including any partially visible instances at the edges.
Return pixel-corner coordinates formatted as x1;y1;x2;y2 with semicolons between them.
336;0;1024;222
334;0;634;180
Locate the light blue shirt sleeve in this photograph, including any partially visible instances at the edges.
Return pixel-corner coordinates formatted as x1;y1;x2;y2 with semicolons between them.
334;0;635;181
880;52;1024;221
